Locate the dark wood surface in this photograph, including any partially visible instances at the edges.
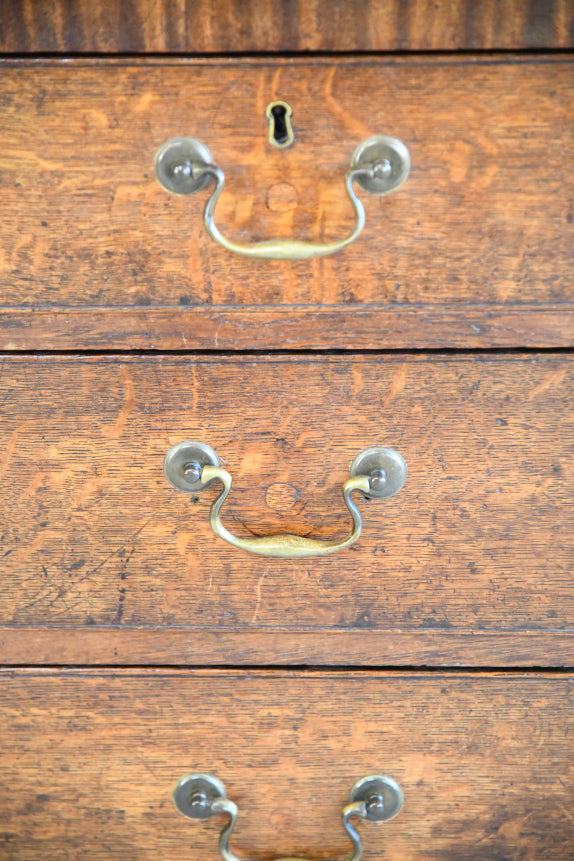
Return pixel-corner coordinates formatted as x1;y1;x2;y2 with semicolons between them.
1;669;572;859
0;0;572;52
0;57;572;349
1;354;572;665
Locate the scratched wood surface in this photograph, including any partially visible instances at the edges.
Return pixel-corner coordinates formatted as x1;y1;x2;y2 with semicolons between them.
1;304;574;352
1;354;572;665
0;57;572;349
1;670;572;859
1;0;573;52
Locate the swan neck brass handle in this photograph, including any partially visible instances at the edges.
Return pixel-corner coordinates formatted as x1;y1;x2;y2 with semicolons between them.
173;773;404;861
163;442;407;559
154;135;410;260
202;465;369;558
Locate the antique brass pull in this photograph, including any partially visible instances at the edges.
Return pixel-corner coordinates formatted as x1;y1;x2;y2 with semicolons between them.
163;442;407;558
173;773;403;861
154;135;410;259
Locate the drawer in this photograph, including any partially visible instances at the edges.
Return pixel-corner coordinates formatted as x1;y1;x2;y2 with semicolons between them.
2;1;572;53
0;56;572;351
1;669;572;859
1;354;572;666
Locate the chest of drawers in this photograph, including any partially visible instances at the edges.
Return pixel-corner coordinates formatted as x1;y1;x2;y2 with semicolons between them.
0;3;573;858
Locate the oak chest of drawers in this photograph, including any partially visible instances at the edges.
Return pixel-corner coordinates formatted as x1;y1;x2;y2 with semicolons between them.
0;2;573;858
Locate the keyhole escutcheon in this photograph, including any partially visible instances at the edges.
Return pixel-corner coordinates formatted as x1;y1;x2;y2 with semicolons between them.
266;101;294;149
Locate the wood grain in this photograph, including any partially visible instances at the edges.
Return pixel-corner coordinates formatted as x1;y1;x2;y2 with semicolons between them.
1;304;573;351
0;354;572;665
0;0;572;52
1;670;572;859
1;627;573;667
0;57;572;348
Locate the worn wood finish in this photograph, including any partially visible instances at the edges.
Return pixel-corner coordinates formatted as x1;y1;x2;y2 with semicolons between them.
1;670;572;859
0;57;572;349
1;354;572;665
1;304;573;351
1;0;573;52
2;10;571;859
1;627;574;667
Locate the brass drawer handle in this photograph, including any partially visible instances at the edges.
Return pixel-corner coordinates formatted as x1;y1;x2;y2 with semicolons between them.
173;773;403;861
154;135;410;259
163;442;407;558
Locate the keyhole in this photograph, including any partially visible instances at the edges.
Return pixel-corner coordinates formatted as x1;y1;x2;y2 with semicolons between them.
270;105;288;144
266;101;294;149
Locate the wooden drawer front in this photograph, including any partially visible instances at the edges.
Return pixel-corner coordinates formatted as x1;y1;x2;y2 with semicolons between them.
0;670;572;859
1;1;572;53
1;354;572;666
0;57;572;350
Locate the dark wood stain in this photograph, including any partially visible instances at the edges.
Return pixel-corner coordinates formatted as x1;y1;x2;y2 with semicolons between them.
0;0;572;52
